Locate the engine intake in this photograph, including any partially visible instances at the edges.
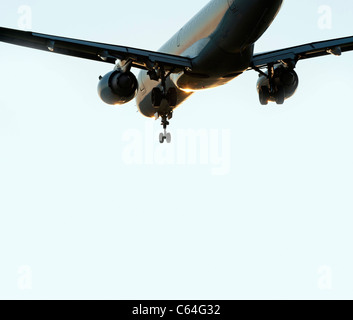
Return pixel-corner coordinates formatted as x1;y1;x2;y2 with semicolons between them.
98;70;138;105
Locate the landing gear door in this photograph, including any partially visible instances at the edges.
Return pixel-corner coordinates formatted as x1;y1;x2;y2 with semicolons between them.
227;0;238;13
138;72;146;96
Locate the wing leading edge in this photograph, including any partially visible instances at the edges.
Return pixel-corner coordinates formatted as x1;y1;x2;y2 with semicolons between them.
0;27;192;72
250;35;353;69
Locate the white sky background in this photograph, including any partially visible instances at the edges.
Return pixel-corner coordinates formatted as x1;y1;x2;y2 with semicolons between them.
0;0;352;299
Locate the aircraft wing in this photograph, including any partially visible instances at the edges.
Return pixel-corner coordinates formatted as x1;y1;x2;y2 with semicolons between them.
0;27;192;72
250;35;353;69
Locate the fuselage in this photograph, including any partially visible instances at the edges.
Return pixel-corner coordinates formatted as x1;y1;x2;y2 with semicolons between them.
136;0;283;117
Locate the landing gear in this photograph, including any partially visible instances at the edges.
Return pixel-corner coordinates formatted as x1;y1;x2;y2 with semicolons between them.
275;86;285;105
158;112;173;144
152;87;163;107
256;62;297;106
260;85;285;105
267;64;285;105
166;88;177;107
152;88;174;144
159;132;171;144
148;66;177;143
259;86;270;105
152;87;177;108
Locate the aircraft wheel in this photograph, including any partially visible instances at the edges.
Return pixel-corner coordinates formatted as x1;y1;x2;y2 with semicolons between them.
152;88;163;107
275;86;285;105
159;133;165;144
166;132;172;144
167;88;177;107
259;86;270;105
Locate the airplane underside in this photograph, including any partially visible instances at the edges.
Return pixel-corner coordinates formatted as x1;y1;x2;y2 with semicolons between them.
1;0;353;144
136;45;255;143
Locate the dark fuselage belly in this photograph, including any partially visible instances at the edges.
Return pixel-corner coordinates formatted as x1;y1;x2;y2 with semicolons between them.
136;0;283;118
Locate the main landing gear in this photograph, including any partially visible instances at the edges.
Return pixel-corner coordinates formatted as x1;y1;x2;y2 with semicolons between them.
148;67;177;143
255;61;297;106
259;63;285;105
259;84;285;105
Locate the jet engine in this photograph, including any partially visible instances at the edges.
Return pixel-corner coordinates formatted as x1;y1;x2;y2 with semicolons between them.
257;65;299;105
98;70;138;105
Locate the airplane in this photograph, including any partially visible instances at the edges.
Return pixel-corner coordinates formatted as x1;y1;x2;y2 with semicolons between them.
1;0;353;143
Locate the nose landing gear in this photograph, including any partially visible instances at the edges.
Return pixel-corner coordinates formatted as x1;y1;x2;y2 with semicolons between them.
158;112;173;144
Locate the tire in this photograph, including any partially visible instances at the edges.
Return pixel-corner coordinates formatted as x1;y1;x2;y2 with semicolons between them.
259;86;270;105
152;88;163;107
275;86;285;105
166;133;172;144
159;133;164;144
167;88;177;107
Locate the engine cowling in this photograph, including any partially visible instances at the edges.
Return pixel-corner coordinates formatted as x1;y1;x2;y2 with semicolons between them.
98;70;138;105
257;65;299;105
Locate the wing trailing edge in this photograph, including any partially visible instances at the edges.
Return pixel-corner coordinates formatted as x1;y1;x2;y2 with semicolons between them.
0;27;192;72
250;35;353;69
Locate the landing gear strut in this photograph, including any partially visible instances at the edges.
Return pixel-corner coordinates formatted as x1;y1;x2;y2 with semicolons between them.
267;64;285;105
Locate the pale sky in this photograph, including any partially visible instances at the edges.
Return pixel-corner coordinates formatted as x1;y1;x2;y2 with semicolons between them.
0;0;353;299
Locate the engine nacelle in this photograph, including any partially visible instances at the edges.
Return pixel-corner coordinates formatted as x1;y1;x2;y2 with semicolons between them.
257;65;299;104
98;70;138;105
